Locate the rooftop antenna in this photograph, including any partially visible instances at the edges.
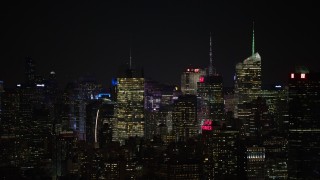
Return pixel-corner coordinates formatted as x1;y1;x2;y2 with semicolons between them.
252;21;255;56
129;47;132;69
208;32;216;76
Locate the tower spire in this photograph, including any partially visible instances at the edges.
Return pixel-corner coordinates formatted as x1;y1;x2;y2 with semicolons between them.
209;32;214;76
252;21;255;56
129;47;132;69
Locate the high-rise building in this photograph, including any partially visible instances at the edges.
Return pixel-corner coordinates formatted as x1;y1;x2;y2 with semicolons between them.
263;136;288;179
235;52;262;105
172;95;198;141
288;68;320;179
260;86;289;134
197;75;224;124
0;88;20;169
25;56;36;85
86;97;116;148
181;68;206;95
115;58;145;144
246;146;266;179
235;24;262;118
197;33;225;132
212;129;239;179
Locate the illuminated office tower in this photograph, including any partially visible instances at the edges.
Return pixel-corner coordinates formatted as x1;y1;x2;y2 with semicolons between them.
144;80;162;112
288;67;320;179
166;141;202;179
246;146;265;179
172;95;198;141
212;129;239;179
181;67;206;95
260;87;289;134
263;136;288;179
115;55;144;144
144;80;177;139
235;24;262;118
235;52;261;103
197;75;224;124
197;34;224;132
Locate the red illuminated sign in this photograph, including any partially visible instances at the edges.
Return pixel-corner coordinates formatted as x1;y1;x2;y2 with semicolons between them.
301;73;306;79
202;126;212;130
199;76;204;83
202;120;212;131
194;69;199;73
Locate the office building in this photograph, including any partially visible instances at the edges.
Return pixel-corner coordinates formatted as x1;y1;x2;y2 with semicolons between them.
288;67;320;179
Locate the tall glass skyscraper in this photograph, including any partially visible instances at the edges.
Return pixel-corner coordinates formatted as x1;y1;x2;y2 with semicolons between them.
235;52;262;105
115;65;145;144
234;24;262;121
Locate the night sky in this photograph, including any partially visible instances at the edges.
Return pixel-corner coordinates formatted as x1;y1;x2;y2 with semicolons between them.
1;1;319;89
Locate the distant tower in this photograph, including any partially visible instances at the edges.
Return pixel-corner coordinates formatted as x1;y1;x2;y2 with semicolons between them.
197;34;224;128
0;81;4;132
208;33;215;76
288;67;320;179
25;56;36;85
172;95;198;141
115;51;145;144
252;21;255;57
181;68;206;95
197;75;224;123
235;22;262;112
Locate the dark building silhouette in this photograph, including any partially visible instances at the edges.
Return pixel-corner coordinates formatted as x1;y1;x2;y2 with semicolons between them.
288;68;320;179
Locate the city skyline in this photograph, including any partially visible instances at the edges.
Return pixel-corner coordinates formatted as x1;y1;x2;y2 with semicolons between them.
1;1;320;88
1;1;320;176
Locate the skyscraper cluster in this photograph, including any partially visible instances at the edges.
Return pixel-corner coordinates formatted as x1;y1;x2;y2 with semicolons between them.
1;28;320;179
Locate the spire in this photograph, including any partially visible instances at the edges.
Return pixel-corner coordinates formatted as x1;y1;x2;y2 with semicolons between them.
252;21;255;56
129;47;132;69
208;32;214;76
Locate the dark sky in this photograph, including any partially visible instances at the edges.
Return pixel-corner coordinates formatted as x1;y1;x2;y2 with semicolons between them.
1;1;319;89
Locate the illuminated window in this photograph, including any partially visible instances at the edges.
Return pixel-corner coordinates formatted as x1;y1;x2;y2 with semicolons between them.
291;73;294;79
301;73;306;79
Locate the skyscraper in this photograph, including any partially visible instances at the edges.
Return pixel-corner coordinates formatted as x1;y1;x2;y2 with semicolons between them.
235;53;262;103
172;95;198;141
181;68;206;95
25;56;35;85
288;67;320;179
115;55;145;144
234;24;262;141
197;33;224;128
234;24;262;113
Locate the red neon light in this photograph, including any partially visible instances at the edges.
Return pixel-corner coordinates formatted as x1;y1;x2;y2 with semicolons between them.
194;69;199;73
202;126;212;130
203;120;212;125
301;73;306;79
187;69;190;72
199;76;204;83
201;120;213;131
291;73;294;79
